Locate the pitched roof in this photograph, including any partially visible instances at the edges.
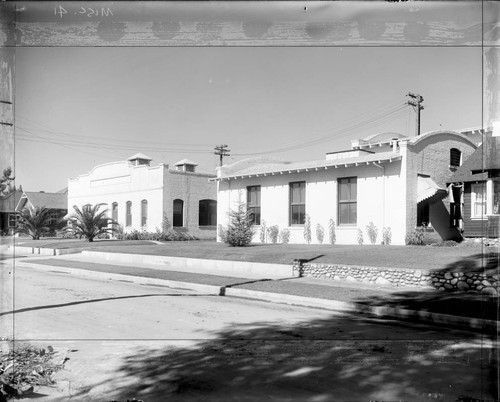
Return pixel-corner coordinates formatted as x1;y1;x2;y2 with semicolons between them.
0;191;22;213
217;151;402;180
174;158;198;166
127;153;153;161
449;136;500;182
19;191;67;210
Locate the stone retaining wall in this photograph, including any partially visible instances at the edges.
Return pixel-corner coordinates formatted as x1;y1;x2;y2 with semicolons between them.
292;260;498;296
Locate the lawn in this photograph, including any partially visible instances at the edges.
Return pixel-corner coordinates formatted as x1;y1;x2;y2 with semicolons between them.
12;237;491;270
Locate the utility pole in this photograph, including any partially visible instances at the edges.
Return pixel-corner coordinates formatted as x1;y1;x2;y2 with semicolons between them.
214;144;230;167
407;92;424;136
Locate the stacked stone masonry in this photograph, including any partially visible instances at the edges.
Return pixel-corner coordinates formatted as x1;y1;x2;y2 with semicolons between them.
292;260;499;296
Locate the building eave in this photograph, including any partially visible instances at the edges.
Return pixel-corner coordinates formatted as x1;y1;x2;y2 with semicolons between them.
214;155;402;182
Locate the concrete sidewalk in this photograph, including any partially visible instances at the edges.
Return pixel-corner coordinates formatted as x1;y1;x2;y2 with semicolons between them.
14;253;498;334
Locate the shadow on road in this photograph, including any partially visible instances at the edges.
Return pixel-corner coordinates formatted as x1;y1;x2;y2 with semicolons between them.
98;312;497;402
351;251;499;323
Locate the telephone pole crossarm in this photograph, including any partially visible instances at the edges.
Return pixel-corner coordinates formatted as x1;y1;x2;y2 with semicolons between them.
214;144;231;167
406;92;424;136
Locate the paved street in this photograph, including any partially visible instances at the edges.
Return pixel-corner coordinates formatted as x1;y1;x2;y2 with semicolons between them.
0;263;497;401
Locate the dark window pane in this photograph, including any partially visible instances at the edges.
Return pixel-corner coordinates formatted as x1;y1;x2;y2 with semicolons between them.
350;179;357;200
450;149;461;167
339;203;349;224
199;199;217;226
339;182;347;201
349;203;357;224
126;201;132;226
173;199;183;227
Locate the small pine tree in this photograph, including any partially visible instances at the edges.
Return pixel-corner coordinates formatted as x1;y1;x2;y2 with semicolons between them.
366;222;378;245
259;220;267;243
316;223;324;244
382;227;392;245
357;228;364;245
267;225;279;244
303;214;312;244
328;219;336;245
221;203;255;247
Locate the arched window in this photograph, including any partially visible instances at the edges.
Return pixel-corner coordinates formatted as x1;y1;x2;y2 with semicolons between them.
112;202;118;222
141;200;148;227
126;201;132;227
173;199;184;227
199;199;217;226
450;148;461;168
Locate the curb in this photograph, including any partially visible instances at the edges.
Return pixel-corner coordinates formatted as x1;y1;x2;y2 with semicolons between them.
16;261;223;295
16;261;498;334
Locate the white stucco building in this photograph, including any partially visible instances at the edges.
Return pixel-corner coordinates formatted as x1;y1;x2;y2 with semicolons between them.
68;154;217;239
215;130;484;245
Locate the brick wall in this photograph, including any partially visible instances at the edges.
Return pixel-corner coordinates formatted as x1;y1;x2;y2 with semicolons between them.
164;170;217;239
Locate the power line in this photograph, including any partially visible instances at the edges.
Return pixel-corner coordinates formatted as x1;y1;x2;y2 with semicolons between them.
233;104;409;156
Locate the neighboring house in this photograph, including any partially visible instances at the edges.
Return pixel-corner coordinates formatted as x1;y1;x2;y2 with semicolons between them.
215;129;484;245
448;129;500;238
0;191;21;235
15;189;68;230
67;153;217;239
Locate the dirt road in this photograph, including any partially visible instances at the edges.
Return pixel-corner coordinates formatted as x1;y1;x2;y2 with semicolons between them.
1;263;496;402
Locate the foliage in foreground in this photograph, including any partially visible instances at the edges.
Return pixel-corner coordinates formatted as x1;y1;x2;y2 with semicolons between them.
405;228;425;245
66;204;118;242
219;203;255;247
16;207;55;240
120;228;197;241
115;215;198;241
0;343;66;399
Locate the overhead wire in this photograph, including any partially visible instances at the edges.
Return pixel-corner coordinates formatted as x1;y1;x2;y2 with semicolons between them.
16;96;413;159
233;103;410;156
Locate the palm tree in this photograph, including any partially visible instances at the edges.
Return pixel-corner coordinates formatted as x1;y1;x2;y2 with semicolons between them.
16;206;54;240
68;204;117;242
0;167;15;196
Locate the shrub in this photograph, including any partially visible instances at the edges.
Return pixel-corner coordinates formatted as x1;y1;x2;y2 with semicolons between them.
221;203;255;247
382;227;392;245
328;219;336;245
357;228;364;245
405;228;425;245
161;213;171;232
303;214;312;244
430;240;458;247
115;224;125;240
278;229;290;244
217;224;225;240
267;225;279;244
259;220;267;243
316;223;324;244
121;228;194;241
366;222;378;245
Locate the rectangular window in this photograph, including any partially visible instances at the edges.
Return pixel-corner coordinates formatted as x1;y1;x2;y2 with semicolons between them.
247;186;261;225
8;213;17;228
471;183;486;218
494;181;500;215
126;201;132;227
289;181;306;225
141;200;148;227
338;177;357;225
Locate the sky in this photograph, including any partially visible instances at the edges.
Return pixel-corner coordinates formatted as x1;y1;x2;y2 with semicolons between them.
14;45;483;192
